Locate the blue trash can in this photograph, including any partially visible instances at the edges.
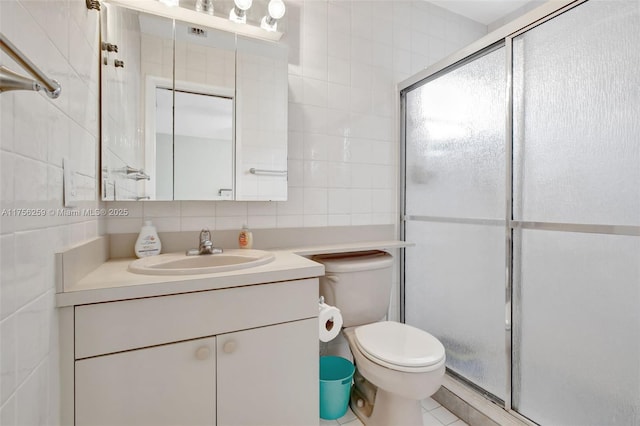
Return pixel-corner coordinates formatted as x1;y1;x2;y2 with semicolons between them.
319;356;355;420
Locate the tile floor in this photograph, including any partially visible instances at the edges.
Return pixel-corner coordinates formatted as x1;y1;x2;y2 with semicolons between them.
320;397;467;426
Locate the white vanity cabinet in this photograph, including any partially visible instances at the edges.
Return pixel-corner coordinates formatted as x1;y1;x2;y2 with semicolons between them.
76;336;217;426
217;319;318;426
66;278;319;426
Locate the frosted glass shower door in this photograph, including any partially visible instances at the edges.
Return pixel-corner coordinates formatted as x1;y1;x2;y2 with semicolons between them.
403;46;506;400
511;1;640;424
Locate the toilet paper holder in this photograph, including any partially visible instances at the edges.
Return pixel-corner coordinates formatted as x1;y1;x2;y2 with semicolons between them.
321;298;335;331
318;296;343;342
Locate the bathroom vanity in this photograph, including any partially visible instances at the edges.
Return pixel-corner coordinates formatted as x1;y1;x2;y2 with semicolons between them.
56;239;323;426
56;236;410;425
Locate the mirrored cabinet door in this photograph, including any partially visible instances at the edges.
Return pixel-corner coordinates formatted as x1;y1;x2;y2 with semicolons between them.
235;36;288;201
101;5;174;201
163;22;236;201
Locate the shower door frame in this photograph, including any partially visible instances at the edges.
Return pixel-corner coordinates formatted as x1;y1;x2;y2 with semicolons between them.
399;0;640;423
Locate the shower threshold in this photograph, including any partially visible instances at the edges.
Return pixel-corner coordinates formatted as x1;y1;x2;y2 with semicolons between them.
434;373;533;426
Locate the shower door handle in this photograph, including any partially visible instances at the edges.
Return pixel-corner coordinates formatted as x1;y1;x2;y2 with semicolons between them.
505;301;511;330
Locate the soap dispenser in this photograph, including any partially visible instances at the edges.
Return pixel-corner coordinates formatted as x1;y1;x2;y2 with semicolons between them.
135;220;162;258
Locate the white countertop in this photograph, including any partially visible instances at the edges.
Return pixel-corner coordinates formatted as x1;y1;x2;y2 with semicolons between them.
56;240;412;307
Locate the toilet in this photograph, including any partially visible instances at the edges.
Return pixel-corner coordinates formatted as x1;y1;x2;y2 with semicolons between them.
313;251;445;426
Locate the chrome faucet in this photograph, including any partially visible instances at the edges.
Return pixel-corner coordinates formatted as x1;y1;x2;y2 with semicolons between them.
199;228;214;253
186;229;223;256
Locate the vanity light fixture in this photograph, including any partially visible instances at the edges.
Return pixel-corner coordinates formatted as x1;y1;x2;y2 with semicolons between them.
109;0;283;41
260;0;285;32
195;0;214;15
229;0;252;24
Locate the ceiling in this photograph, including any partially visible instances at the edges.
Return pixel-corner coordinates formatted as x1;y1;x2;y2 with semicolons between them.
429;0;540;25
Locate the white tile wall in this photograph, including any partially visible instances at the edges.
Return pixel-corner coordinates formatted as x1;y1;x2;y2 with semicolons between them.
0;0;101;423
105;0;486;234
0;0;485;423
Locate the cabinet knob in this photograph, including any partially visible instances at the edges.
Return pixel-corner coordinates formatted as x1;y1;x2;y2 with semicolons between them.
195;346;211;360
223;341;237;354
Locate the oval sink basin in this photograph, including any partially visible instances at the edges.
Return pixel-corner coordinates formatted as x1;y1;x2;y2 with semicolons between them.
128;249;275;275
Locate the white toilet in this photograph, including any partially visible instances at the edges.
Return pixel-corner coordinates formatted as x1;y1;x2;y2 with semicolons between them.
314;251;445;426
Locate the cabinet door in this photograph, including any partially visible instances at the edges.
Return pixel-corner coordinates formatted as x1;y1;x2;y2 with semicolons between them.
76;337;216;426
217;319;318;426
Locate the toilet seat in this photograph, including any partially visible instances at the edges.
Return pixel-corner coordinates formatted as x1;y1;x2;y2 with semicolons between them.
354;321;445;373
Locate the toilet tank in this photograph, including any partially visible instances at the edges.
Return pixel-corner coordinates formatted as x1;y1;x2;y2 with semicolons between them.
313;251;394;327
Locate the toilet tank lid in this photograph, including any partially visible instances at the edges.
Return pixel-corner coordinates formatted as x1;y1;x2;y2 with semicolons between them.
312;251;394;273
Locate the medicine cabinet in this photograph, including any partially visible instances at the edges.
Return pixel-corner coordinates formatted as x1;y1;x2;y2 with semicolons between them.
100;3;288;201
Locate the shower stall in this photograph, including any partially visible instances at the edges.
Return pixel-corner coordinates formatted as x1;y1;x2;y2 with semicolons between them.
400;1;640;424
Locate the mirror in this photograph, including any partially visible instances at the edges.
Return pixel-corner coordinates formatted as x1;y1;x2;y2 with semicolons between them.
100;3;288;201
235;36;288;201
154;88;234;200
146;16;237;200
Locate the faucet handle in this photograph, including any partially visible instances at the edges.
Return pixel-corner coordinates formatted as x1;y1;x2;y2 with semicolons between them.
200;228;212;242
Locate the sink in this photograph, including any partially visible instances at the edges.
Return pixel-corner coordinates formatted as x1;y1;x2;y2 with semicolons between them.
128;249;275;275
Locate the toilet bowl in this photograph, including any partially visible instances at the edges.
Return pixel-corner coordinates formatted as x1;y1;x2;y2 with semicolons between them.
345;323;445;426
313;251;446;426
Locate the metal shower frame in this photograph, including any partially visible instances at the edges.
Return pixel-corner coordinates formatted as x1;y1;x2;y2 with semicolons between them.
397;0;640;423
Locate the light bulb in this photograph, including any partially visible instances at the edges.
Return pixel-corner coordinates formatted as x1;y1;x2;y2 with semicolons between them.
195;0;214;14
234;0;252;11
229;0;252;23
261;0;285;31
268;0;285;19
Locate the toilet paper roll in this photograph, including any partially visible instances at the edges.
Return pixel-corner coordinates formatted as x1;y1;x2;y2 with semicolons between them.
319;302;343;342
